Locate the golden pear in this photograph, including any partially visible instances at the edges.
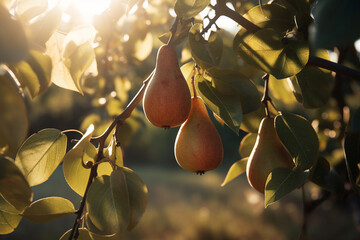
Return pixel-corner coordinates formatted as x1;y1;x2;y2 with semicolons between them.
246;117;294;193
174;96;223;174
143;44;191;128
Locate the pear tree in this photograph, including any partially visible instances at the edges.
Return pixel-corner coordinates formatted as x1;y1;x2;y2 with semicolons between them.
0;0;360;239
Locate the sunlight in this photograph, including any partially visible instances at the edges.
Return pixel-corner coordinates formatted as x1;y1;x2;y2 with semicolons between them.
60;0;111;23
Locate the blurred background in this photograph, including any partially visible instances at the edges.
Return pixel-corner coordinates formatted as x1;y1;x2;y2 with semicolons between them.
1;0;360;239
0;84;358;240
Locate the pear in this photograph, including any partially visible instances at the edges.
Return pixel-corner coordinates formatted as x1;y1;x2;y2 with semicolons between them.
143;44;191;128
246;117;294;193
174;96;223;174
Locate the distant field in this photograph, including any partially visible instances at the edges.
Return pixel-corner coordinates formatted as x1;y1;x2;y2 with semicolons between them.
1;166;359;240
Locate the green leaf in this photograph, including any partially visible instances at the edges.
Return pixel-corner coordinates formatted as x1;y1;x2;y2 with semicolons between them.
195;68;260;134
268;75;299;110
9;61;39;98
47;27;97;94
86;167;147;235
221;158;248;187
0;72;28;156
0;194;22;234
0;4;28;63
86;170;130;235
27;7;62;50
207;68;261;114
104;138;124;167
195;75;242;134
59;228;93;240
122;167;148;231
26;50;53;95
275;112;319;170
234;28;309;79
0;156;32;212
344;132;360;189
188;24;223;69
22;197;75;223
15;129;67;187
290;50;333;108
242;3;295;33
181;61;196;97
175;0;210;19
312;0;360;49
239;133;257;158
270;0;312;30
16;0;48;22
63;125;112;196
65;42;96;94
309;157;344;192
265;168;308;207
10;50;52;98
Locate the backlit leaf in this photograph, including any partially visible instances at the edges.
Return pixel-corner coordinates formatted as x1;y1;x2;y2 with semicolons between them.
234;28;309;79
22;197;75;223
63;125;112;196
47;27;97;94
265;168;308;207
239;133;257;158
0;194;22;234
275;112;319;170
290;50;333;108
59;228;93;240
175;0;210;19
221;158;248;187
0;72;28;156
86;167;147;235
243;4;295;33
105;138;124;167
123;167;148;231
15;129;67;187
86;170;130;235
181;61;196;97
0;156;32;212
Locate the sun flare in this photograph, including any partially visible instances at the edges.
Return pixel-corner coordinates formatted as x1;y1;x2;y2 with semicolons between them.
60;0;111;23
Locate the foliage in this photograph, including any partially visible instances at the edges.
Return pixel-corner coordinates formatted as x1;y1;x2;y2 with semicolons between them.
0;0;360;239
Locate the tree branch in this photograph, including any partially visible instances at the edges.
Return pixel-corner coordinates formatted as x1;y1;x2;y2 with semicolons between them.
68;70;154;240
213;0;360;81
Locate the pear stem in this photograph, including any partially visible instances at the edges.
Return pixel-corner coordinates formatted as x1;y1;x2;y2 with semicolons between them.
261;73;271;117
191;66;198;98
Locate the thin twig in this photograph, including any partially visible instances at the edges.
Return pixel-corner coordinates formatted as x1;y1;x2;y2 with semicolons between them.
67;71;154;240
261;73;271;117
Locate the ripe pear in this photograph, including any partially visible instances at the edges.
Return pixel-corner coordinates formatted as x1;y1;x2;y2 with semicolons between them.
143;44;191;128
246;117;294;193
174;96;223;174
